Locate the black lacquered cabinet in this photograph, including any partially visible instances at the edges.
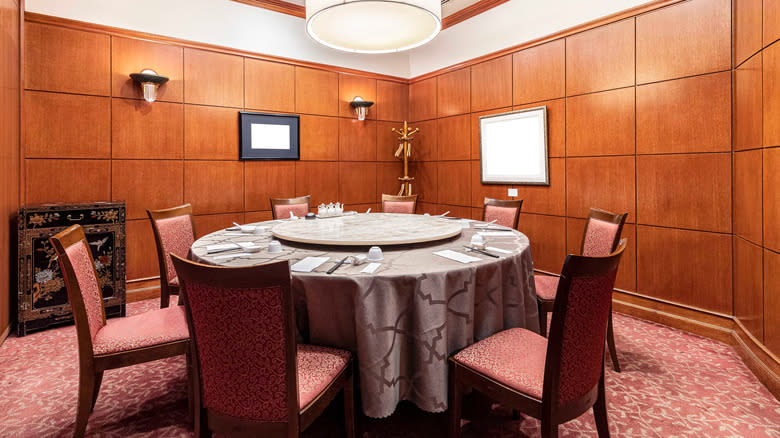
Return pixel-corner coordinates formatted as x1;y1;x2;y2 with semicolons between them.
17;202;126;336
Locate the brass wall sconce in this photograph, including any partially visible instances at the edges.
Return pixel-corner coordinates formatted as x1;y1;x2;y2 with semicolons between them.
350;96;374;120
129;69;169;103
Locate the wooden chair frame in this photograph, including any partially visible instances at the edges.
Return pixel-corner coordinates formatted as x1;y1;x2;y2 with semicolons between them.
147;204;196;308
270;195;311;219
50;225;190;438
170;255;355;438
537;207;627;372
381;194;418;214
482;197;523;229
449;241;627;438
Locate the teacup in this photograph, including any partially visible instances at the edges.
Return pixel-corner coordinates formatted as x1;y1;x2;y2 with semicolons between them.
268;240;282;254
367;246;383;261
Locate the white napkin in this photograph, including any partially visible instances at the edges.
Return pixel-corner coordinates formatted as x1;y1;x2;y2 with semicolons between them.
486;246;513;254
213;252;250;260
237;242;261;249
206;243;239;253
433;250;481;264
360;262;381;274
291;257;330;273
478;231;516;237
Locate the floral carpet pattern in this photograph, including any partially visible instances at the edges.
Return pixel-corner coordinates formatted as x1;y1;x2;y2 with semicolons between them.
0;298;778;437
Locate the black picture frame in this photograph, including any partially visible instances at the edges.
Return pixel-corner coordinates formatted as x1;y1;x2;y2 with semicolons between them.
239;111;300;160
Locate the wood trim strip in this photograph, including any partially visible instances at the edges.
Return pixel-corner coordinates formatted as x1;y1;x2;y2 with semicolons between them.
23;12;408;84
441;0;510;29
230;0;509;30
731;320;780;399
409;0;687;82
231;0;306;18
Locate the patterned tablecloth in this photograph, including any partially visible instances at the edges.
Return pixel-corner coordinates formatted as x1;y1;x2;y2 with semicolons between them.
190;214;539;418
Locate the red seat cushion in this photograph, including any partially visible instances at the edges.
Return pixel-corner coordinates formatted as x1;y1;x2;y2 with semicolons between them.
535;275;559;301
168;276;179;288
297;344;351;409
453;328;547;399
92;305;189;356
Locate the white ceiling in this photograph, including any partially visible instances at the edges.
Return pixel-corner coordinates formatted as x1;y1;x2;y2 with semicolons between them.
25;0;653;78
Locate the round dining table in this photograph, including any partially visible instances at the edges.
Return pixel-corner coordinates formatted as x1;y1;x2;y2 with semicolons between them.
190;213;539;418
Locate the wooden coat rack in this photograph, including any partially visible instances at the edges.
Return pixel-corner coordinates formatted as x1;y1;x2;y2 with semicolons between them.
391;121;419;196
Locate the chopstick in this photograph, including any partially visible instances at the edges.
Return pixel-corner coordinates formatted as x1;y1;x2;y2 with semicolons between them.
463;246;499;258
327;256;348;274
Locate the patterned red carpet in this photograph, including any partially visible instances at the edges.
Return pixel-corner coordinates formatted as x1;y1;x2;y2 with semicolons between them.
0;298;778;437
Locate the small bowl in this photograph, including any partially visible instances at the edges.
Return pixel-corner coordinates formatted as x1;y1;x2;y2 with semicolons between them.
367;246;383;261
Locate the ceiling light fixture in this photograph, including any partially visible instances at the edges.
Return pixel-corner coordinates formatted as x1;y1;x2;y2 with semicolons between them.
306;0;442;54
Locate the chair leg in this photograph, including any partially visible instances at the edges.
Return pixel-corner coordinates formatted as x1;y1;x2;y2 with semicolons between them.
593;373;610;438
90;372;103;412
343;373;355;438
448;363;463;438
540;418;558;438
606;312;620;372
73;369;95;438
538;300;548;338
160;287;171;308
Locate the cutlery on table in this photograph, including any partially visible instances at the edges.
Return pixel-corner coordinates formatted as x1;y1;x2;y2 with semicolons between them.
439;211;450;217
475;219;498;228
327;256;349;274
463;246;499;258
365;208;372;214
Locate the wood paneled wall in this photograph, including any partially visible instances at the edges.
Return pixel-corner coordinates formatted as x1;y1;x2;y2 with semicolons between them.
21;18;408;286
409;0;736;316
733;0;780;358
1;0;21;340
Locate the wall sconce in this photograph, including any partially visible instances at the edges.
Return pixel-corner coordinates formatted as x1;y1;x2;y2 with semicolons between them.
350;96;374;121
129;69;169;103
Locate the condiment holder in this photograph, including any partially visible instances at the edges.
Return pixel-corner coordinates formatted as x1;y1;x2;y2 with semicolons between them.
317;202;344;218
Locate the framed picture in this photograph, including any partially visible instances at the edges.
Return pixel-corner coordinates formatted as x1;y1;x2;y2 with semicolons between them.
239;112;300;160
479;106;548;186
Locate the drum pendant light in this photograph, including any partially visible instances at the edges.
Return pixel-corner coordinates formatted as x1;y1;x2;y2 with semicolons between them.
306;0;442;53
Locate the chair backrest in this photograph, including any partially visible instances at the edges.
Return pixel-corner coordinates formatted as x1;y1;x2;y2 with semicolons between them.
381;194;418;214
170;256;298;427
579;208;628;257
50;225;106;354
482;197;523;229
270;195;311;219
147;204;196;286
543;240;627;409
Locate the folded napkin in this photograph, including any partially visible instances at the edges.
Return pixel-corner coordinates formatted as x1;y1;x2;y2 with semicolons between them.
433;250;481;264
477;231;516;237
486;246;513;254
213;252;251;260
360;262;381;274
291;257;330;273
206;243;240;253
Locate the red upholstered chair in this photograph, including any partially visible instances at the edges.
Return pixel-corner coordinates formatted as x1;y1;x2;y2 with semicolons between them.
535;208;628;372
270;195;311;219
170;256;355;438
449;240;627;438
482;197;523;229
381;194;418;214
50;225;190;438
147;204;196;308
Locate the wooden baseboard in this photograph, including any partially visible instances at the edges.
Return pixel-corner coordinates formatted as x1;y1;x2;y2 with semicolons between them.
731;320;780;399
612;290;734;344
127;278;161;303
0;323;11;348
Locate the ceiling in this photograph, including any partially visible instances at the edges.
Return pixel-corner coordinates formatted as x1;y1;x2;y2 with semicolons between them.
25;0;654;78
